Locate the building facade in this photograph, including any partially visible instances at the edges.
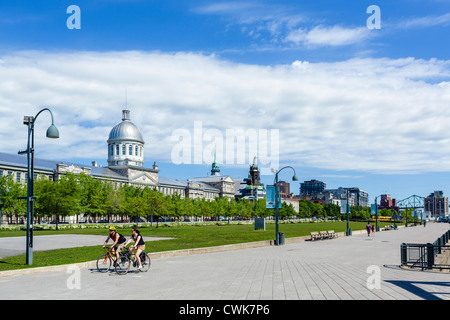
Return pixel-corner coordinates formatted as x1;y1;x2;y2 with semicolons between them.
234;157;266;200
300;179;326;196
297;179;369;208
0;109;237;212
424;191;449;218
378;194;399;212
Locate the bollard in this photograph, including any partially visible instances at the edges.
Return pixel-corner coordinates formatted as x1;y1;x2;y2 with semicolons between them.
279;232;285;245
426;243;434;270
400;243;407;266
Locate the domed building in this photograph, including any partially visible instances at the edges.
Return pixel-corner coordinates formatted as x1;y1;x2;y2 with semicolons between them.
104;109;231;200
105;109;159;188
107;109;145;168
0;108;237;224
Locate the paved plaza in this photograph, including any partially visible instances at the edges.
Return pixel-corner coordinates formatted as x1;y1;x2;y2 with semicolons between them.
0;223;449;300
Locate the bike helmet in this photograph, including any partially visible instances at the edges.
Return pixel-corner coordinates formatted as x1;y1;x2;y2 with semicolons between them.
109;226;116;231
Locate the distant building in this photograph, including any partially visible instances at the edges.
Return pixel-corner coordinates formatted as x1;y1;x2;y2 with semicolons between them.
378;194;399;212
0;110;234;217
234;157;266;200
297;180;369;207
347;188;369;208
300;179;326;196
424;191;449;217
300;193;325;205
277;181;290;198
324;188;356;207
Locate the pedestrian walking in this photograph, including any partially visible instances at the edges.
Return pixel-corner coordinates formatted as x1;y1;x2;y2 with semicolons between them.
366;223;371;236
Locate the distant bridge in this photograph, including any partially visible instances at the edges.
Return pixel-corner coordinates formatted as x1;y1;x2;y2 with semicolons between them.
397;194;425;210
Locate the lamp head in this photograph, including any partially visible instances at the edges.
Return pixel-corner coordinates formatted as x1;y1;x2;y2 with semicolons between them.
46;124;59;139
292;174;298;181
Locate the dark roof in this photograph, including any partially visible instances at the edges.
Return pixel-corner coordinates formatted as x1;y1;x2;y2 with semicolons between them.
0;152;127;181
158;176;220;192
0;152;221;191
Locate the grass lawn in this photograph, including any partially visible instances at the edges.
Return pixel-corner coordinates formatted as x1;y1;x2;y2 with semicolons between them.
0;221;396;271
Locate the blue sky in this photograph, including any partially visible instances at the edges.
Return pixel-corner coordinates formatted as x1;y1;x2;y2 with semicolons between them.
1;1;449;62
1;1;450;205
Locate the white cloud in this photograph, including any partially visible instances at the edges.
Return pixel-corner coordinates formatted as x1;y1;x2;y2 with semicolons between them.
397;12;450;29
0;50;450;175
193;1;308;42
284;25;372;47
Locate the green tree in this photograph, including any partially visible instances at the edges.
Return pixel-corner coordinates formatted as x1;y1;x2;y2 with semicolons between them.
379;208;392;217
103;182;124;221
323;203;341;219
0;175;26;224
145;188;170;226
279;202;296;219
254;198;269;218
78;173;106;222
35;173;81;228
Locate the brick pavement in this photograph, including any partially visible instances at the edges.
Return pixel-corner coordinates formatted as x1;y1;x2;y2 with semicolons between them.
0;222;449;300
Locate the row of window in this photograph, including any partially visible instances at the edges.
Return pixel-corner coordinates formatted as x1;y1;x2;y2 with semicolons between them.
108;143;143;158
158;186;218;199
0;170;47;183
0;169;220;201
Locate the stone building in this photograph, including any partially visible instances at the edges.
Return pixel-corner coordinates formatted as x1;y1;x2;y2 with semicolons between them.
0;109;236;209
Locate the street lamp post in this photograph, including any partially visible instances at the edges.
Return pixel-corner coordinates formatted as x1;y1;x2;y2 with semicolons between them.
274;166;298;246
392;209;397;230
375;197;378;232
346;189;350;236
18;108;59;265
374;196;380;232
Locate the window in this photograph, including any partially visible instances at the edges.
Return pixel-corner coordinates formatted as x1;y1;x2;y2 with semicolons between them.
135;145;138;157
122;144;126;155
129;145;133;155
16;172;21;183
115;144;119;156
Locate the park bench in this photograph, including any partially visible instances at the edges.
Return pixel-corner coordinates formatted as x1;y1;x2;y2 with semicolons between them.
319;231;328;239
310;231;320;241
327;230;337;239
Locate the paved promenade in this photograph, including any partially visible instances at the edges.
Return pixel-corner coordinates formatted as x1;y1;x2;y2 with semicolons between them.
0;223;449;300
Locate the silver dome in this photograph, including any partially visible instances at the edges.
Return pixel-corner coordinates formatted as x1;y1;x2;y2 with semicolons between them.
107;110;145;144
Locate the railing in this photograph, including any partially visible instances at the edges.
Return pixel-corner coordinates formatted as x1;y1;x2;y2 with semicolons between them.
401;230;450;271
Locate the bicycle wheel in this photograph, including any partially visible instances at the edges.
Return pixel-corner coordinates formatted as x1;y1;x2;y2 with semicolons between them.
96;254;111;273
139;252;151;272
115;254;130;275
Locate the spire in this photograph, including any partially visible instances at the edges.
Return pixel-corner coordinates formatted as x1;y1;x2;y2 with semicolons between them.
210;148;220;176
251;156;258;171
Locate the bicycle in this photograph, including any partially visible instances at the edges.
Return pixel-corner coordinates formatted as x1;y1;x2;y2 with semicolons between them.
96;246;131;275
118;250;152;275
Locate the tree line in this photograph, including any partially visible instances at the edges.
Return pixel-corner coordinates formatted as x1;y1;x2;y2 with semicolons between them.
0;172;403;225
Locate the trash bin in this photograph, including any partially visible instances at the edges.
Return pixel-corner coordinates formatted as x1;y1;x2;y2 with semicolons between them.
279;232;285;245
